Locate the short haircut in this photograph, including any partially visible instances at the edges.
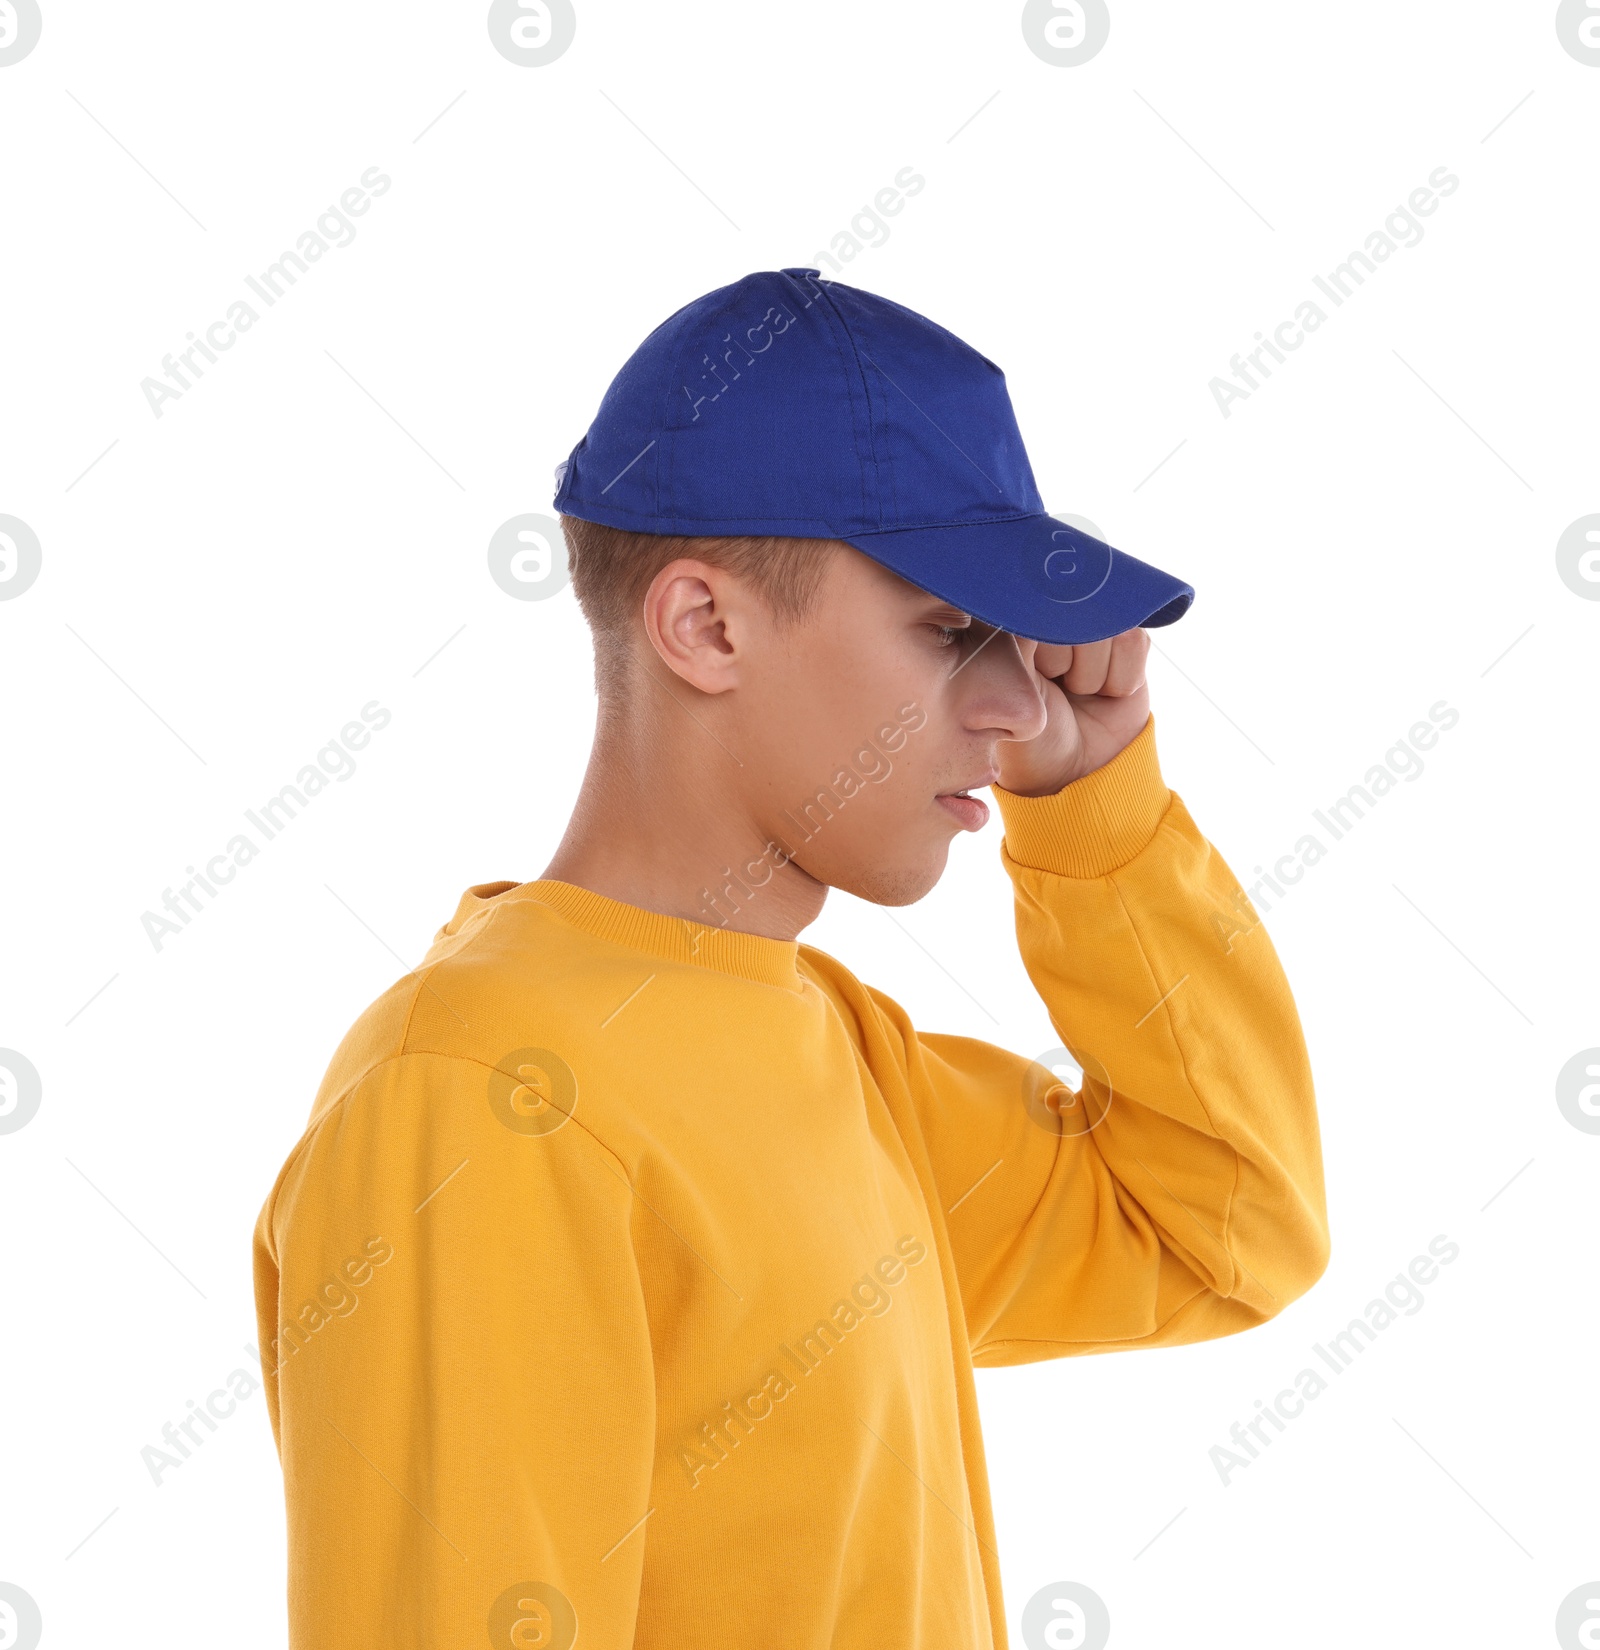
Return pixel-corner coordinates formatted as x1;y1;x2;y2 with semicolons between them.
560;515;841;702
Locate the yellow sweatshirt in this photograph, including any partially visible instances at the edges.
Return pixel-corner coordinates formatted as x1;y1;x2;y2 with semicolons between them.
253;712;1329;1649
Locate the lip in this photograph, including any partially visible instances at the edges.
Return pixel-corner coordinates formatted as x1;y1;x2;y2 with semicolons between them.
936;792;990;831
935;771;997;833
937;768;1000;797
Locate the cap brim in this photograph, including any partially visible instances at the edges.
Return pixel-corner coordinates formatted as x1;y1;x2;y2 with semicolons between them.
835;515;1194;646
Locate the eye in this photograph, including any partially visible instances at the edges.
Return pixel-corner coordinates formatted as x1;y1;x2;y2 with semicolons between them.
928;623;966;647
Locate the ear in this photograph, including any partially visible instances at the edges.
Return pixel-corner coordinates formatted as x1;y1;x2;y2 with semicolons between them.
641;558;744;695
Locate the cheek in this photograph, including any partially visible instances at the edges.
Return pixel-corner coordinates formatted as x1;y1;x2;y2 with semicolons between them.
797;657;906;755
755;621;948;800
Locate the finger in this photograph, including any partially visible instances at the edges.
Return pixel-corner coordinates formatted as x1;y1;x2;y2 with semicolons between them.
1100;627;1150;697
1061;638;1112;695
1031;641;1074;681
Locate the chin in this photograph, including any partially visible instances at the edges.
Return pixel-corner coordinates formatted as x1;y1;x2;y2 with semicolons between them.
828;846;950;908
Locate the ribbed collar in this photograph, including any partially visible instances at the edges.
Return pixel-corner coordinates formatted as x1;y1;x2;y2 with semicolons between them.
449;877;806;994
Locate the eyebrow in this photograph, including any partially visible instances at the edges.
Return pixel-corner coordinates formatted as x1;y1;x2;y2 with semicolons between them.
920;600;974;624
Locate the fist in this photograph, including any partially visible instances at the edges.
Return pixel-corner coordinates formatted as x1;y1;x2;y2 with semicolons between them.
993;627;1151;796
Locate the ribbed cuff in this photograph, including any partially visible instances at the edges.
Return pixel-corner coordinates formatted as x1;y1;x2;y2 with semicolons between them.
993;712;1172;878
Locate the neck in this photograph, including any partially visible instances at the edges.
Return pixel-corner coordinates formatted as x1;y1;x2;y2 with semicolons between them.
538;713;828;943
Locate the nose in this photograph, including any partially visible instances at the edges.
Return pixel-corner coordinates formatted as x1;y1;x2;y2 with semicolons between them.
957;627;1049;743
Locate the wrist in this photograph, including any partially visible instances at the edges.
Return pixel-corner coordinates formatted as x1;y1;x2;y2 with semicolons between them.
992;713;1171;877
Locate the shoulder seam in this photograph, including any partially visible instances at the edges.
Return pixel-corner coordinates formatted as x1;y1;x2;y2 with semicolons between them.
392;896;513;1061
262;1044;636;1246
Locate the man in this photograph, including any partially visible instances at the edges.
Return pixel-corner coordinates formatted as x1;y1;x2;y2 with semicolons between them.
254;267;1329;1648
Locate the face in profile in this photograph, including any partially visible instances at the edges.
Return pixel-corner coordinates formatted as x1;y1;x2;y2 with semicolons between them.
707;545;1050;908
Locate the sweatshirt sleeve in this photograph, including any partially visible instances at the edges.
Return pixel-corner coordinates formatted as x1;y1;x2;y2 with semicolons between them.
866;712;1330;1365
252;1050;654;1647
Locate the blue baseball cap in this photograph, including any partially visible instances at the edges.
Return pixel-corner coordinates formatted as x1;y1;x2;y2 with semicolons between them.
553;268;1194;646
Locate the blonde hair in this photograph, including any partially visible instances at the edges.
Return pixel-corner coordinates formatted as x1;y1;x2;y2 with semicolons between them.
560;515;840;701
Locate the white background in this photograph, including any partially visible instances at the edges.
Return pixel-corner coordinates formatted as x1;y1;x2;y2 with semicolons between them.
2;3;1596;1646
